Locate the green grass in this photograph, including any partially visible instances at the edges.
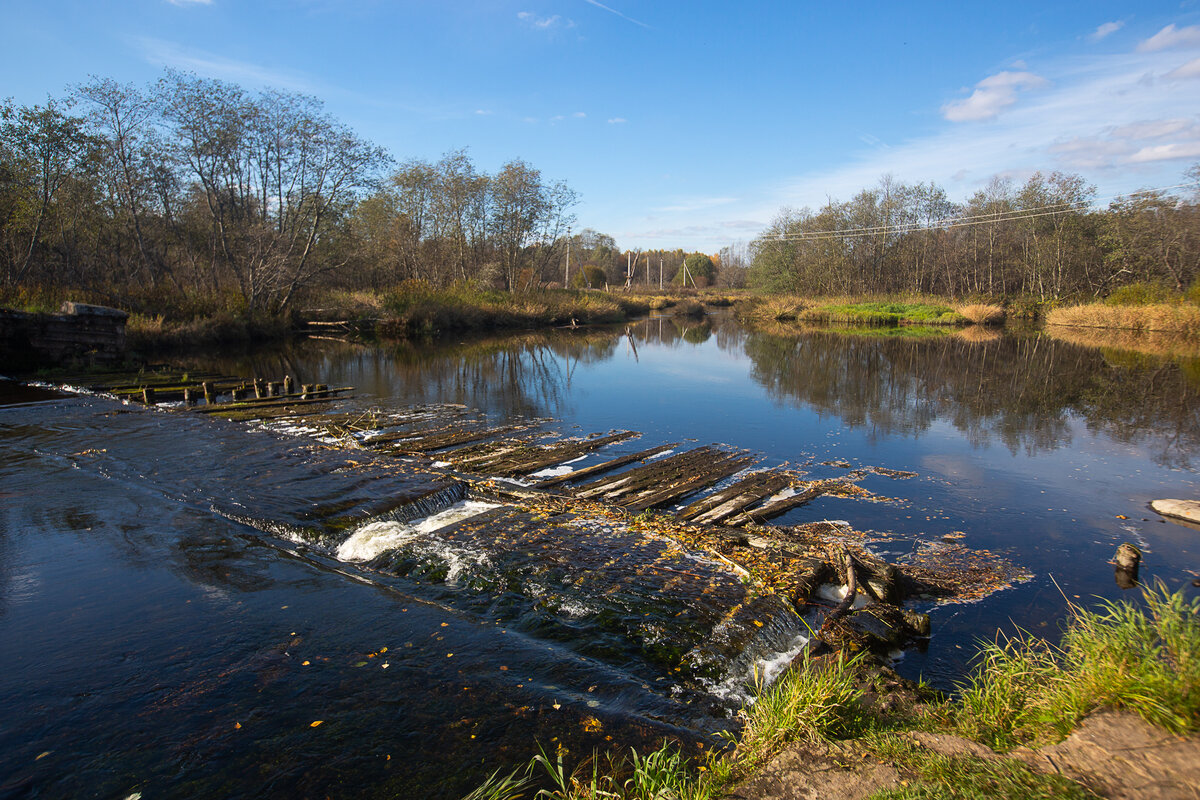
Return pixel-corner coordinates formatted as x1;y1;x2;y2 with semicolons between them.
802;301;964;327
952;582;1200;751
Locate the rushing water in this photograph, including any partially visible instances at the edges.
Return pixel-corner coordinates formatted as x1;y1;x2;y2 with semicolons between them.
2;312;1198;798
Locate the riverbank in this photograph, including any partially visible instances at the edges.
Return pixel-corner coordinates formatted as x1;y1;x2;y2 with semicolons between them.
465;585;1200;799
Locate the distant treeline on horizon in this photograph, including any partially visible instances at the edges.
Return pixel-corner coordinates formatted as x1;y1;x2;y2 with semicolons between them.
2;71;1197;314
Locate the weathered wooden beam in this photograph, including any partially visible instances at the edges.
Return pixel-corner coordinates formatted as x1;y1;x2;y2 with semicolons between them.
678;471;792;523
488;431;639;476
724;480;843;526
620;454;756;512
534;443;678;489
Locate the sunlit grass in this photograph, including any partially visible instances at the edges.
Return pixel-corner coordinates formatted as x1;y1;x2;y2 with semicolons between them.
953;583;1200;751
1047;302;1200;335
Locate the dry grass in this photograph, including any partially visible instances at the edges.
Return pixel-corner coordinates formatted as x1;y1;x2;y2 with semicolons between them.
956;303;1006;325
1046;326;1200;360
1047;302;1200;335
953;326;1003;344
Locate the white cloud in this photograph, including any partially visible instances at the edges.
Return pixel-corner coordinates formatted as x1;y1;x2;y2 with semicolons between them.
607;117;627;124
166;0;212;5
1165;57;1200;80
1129;141;1200;162
942;71;1049;121
573;111;587;118
1089;21;1124;42
475;109;493;115
1137;24;1200;52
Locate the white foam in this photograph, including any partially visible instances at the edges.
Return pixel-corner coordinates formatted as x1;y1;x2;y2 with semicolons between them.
336;500;499;562
816;582;870;609
648;449;675;460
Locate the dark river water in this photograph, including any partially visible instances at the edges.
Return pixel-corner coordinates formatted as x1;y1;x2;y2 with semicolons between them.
2;312;1198;798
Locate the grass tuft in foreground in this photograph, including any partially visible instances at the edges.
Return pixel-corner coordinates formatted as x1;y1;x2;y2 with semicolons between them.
953;582;1200;751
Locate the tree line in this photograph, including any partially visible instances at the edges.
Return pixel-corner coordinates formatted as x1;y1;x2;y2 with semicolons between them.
0;72;588;314
748;170;1200;299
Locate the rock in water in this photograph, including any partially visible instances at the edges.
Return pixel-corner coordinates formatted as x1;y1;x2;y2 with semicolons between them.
1112;542;1141;589
1150;499;1200;524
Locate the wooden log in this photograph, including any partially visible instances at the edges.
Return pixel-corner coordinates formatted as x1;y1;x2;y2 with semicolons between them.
534;443;678;489
621;453;756;512
487;431;639;476
572;447;717;499
591;448;729;502
390;425;525;454
677;471;791;522
724;480;841;527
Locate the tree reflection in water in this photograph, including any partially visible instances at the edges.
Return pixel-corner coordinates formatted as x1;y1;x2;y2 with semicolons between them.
736;325;1200;467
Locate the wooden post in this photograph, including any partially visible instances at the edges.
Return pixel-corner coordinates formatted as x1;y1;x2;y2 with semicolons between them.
183;387;195;406
202;382;214;405
283;375;294;395
231;386;246;402
268;382;279;397
142;387;155;405
302;384;313;399
254;379;264;399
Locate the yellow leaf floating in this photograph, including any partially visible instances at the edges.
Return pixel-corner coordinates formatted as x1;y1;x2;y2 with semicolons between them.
35;751;50;761
310;720;324;728
234;722;242;730
302;660;310;666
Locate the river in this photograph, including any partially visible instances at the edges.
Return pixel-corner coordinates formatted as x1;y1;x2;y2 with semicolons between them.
1;312;1197;798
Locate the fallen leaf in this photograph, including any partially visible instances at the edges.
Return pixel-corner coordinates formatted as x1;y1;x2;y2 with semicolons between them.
310;720;324;728
354;661;368;667
234;722;242;729
35;751;50;761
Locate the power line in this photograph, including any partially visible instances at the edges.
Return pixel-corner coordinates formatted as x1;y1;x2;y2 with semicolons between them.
761;180;1200;243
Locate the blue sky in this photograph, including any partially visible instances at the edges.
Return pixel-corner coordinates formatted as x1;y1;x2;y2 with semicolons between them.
3;1;1200;251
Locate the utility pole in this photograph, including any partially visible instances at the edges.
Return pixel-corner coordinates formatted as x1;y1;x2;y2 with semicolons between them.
659;259;663;290
565;227;571;287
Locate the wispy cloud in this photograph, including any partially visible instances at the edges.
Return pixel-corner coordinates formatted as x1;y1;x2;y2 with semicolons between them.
1165;57;1200;80
166;0;212;6
770;43;1200;213
1089;21;1124;42
133;36;314;91
1137;24;1200;52
475;109;493;116
942;70;1049;121
573;111;586;118
607;117;627;124
517;11;573;30
582;0;650;29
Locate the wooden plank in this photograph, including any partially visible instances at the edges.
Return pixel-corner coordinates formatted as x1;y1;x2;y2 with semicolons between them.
724;480;843;526
533;443;678;489
488;431;639;476
572;447;715;500
390;424;525;454
620;454;757;512
677;471;791;522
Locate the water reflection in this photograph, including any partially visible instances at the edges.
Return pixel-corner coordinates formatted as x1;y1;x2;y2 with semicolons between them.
189;316;1200;468
738;326;1200;467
